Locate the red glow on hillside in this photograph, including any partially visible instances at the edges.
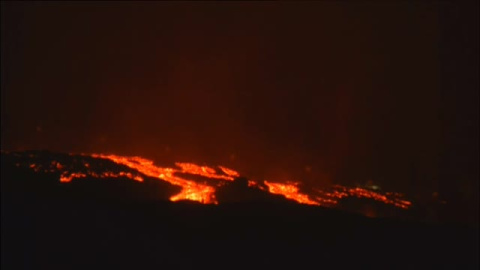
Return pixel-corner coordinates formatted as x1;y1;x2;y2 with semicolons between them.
91;154;221;203
14;152;412;211
264;181;320;205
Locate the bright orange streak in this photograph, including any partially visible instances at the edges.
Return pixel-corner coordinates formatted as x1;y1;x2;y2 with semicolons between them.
264;181;320;205
91;154;218;204
16;152;412;211
60;172;86;182
346;187;411;209
175;162;235;181
59;170;143;183
218;166;240;178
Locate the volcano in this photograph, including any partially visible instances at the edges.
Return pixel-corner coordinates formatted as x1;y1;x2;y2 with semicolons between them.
2;1;478;268
2;150;412;216
1;150;478;269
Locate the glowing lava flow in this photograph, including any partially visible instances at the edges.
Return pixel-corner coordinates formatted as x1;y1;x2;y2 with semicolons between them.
60;171;143;183
218;166;240;178
175;163;235;181
90;154;239;204
337;186;411;209
264;181;320;205
313;186;412;209
9;151;412;210
21;160;144;183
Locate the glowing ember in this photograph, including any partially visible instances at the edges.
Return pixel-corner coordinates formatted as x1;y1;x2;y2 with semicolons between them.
59;171;143;183
19;157;145;183
247;180;258;187
314;186;412;209
60;172;86;182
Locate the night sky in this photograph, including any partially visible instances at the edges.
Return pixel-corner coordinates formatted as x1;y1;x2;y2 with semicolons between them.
1;2;478;205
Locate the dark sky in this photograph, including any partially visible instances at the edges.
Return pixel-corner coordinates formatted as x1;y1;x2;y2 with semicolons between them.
1;2;478;202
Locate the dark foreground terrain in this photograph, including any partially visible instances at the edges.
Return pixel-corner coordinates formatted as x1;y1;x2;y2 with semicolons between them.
1;157;478;270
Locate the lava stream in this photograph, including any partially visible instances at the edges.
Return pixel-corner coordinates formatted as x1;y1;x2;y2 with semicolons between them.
11;151;412;210
264;181;320;205
90;154;240;204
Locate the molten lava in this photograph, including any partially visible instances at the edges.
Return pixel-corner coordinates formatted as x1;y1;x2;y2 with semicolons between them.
175;162;236;181
314;185;412;209
218;166;240;178
60;171;143;183
10;151;412;212
264;181;320;205
20;158;146;183
90;154;226;203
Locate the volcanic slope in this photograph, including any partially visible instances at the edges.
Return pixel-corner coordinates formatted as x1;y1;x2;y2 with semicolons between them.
1;150;478;269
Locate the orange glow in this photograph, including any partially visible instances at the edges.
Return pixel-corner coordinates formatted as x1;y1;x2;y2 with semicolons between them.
19;157;144;183
219;166;240;178
247;180;258;187
175;162;235;181
90;154;220;203
264;181;320;205
15;152;412;212
58;171;144;183
60;172;87;182
315;185;412;209
247;180;266;190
